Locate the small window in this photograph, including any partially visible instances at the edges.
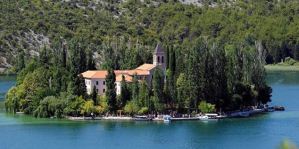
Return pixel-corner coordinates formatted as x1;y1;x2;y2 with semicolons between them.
158;56;160;63
96;81;98;85
103;81;105;85
103;89;105;93
162;56;164;63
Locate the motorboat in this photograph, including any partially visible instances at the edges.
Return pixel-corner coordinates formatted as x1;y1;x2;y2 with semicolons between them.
163;115;171;123
198;113;219;121
133;116;152;121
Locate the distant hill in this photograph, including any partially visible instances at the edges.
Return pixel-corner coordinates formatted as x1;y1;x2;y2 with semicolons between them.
1;0;299;72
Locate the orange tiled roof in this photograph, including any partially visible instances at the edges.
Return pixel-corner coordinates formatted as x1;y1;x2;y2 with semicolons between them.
136;63;156;71
115;74;133;82
82;63;154;79
128;69;150;76
82;70;108;79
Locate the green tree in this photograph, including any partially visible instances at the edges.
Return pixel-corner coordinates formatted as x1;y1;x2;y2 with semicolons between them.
91;85;98;105
198;101;216;114
131;75;139;101
118;75;130;108
16;50;25;72
153;68;164;102
105;68;117;113
124;100;139;116
138;81;150;108
81;100;95;116
176;73;190;113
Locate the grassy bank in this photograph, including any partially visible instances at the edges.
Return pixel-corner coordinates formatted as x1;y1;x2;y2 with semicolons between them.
265;57;299;71
265;65;299;71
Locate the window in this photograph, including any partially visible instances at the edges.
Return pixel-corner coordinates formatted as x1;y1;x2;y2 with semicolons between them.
103;81;105;85
157;56;160;63
162;56;164;63
103;89;105;93
96;81;98;85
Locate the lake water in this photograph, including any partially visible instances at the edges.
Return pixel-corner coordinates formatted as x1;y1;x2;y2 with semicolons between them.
0;72;298;149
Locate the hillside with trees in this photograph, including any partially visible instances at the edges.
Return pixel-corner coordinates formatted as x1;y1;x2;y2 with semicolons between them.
1;0;299;72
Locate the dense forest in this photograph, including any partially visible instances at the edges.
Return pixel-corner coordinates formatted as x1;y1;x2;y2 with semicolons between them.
3;0;293;117
1;0;299;68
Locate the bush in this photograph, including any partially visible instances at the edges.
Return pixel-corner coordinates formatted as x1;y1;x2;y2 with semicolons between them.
284;57;297;66
198;101;216;113
81;100;95;116
124;100;139;116
138;107;149;115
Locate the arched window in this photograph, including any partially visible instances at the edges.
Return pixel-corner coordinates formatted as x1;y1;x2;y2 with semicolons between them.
158;56;160;63
162;56;164;63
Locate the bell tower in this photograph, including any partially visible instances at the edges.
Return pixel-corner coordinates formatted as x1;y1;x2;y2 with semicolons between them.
153;43;166;72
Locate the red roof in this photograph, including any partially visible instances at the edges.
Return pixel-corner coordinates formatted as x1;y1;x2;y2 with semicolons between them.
136;63;156;71
115;74;133;82
82;63;154;79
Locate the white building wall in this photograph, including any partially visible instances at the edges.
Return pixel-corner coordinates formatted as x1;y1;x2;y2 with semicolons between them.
85;78;106;95
116;82;121;95
86;78;122;96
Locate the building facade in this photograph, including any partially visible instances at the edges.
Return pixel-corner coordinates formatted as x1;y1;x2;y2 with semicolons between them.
82;43;166;96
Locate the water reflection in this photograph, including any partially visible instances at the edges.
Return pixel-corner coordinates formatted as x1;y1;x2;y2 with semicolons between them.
267;71;299;85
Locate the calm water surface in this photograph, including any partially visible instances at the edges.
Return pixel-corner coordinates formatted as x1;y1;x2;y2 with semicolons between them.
0;72;298;149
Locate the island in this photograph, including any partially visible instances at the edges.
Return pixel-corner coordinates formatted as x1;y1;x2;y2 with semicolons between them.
4;40;273;121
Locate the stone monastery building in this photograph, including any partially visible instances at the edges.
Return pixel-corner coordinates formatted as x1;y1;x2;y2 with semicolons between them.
82;44;166;95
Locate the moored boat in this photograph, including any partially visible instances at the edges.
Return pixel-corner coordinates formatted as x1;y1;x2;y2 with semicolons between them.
274;106;285;111
198;113;219;121
163;115;171;123
133;116;152;121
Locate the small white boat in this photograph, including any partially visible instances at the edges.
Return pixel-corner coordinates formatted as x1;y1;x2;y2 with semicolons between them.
163;115;171;123
198;115;209;120
134;116;152;121
198;113;219;121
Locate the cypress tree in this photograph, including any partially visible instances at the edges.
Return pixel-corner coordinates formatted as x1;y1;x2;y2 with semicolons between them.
138;81;149;107
39;46;49;67
131;75;139;101
74;74;87;98
87;50;96;70
105;68;117;113
16;50;25;72
91;85;98;105
119;75;130;108
61;43;67;68
153;68;165;104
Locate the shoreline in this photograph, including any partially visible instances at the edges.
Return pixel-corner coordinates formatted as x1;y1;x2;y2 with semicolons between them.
65;108;276;122
265;65;299;71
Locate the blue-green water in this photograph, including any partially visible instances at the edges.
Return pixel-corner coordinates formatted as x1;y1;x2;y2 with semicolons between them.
0;72;298;149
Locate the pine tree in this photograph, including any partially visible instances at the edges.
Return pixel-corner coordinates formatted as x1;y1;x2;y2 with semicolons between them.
131;75;139;101
187;40;205;110
91;85;98;105
105;68;117;113
73;74;87;98
138;81;149;107
153;68;165;105
87;50;96;70
61;43;67;68
16;50;25;72
39;46;49;68
119;75;130;108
